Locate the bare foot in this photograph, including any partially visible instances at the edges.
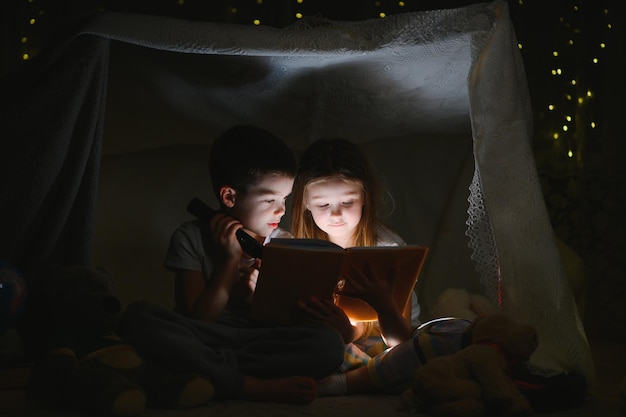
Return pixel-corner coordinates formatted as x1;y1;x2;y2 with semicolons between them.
345;366;375;394
316;367;374;397
316;373;343;397
242;376;317;404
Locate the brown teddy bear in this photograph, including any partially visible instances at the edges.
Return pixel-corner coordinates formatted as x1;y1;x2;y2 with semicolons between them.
432;288;499;321
27;265;214;417
403;314;538;417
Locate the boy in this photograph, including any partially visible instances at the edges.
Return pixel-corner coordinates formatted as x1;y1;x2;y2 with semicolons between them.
118;125;344;404
165;124;297;326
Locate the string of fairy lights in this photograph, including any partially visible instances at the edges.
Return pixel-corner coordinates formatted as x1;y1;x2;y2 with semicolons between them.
514;0;615;174
10;0;620;176
16;0;43;63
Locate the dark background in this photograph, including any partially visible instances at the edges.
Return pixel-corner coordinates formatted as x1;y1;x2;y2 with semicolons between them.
1;0;624;341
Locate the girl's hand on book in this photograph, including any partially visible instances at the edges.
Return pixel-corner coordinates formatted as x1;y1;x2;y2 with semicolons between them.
342;264;395;313
298;297;354;343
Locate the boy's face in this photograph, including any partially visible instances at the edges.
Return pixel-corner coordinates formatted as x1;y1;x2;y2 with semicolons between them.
230;174;294;239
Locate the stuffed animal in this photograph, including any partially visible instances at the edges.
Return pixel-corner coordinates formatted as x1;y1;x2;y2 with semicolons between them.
432;288;499;321
27;265;214;417
403;314;538;417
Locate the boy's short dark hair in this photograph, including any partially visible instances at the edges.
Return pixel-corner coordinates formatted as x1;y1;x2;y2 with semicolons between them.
209;125;297;198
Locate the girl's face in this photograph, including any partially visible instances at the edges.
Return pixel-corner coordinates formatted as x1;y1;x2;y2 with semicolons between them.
305;176;363;248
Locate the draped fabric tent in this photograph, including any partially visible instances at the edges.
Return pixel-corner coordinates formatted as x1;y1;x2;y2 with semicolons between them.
0;0;596;387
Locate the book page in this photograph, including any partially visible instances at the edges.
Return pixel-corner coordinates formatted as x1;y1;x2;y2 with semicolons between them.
250;241;428;326
336;245;428;321
268;238;342;250
250;244;344;325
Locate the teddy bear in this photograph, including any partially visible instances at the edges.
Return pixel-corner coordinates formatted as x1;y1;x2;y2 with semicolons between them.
432;288;499;321
27;265;215;417
402;314;538;417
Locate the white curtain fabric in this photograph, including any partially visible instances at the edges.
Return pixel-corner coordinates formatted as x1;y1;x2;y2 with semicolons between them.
81;1;595;385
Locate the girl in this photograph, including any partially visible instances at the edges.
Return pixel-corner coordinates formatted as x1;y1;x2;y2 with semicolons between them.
292;140;530;400
291;138;423;394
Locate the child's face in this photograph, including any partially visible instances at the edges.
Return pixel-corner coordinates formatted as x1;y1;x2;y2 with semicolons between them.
305;177;364;248
231;174;294;239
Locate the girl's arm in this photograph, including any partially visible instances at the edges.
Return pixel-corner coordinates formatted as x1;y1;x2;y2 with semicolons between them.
299;297;355;343
370;298;411;347
343;268;412;346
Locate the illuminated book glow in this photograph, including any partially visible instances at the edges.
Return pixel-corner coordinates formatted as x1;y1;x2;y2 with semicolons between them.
250;238;428;325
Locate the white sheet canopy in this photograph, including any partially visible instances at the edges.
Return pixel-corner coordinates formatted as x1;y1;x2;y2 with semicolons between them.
1;0;596;386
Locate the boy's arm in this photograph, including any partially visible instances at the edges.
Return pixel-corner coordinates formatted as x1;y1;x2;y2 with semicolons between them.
175;269;205;316
175;213;244;322
175;257;240;322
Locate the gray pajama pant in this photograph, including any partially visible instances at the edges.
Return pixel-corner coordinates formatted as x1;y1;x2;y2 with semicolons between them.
117;301;345;399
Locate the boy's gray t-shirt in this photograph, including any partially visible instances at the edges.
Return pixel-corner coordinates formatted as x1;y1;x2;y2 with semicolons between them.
164;220;292;325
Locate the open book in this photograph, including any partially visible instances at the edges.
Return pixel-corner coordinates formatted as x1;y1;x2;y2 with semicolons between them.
249;238;428;326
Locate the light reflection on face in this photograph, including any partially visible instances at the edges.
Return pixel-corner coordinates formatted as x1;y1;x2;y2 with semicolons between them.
231;174;294;239
305;176;363;248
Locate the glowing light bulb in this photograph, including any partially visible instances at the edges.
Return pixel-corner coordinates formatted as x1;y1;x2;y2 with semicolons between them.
548;104;555;111
553;133;559;140
553;51;558;57
253;19;260;25
379;13;386;18
562;125;568;132
295;13;302;18
567;150;573;158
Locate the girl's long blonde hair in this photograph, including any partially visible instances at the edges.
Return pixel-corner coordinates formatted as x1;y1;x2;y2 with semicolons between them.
291;138;381;247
